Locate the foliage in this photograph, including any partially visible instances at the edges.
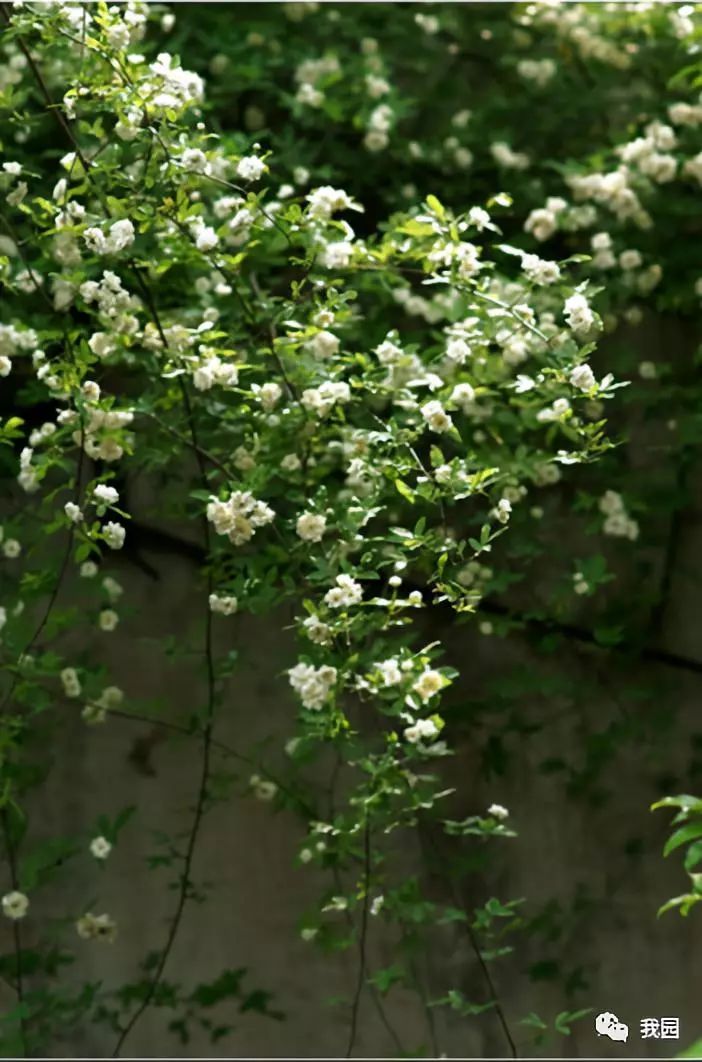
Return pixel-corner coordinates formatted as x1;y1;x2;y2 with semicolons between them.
1;1;701;1057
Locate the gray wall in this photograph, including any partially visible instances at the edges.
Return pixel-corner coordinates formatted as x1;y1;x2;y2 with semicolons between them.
3;317;702;1059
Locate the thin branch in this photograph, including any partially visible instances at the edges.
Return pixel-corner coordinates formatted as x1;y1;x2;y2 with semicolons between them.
111;282;217;1057
0;808;27;1057
0;429;85;717
420;820;518;1059
345;817;372;1059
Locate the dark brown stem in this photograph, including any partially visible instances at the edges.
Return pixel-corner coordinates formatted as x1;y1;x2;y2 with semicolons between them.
345;818;371;1059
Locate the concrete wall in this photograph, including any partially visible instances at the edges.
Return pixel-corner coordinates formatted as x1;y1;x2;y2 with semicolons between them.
3;321;702;1060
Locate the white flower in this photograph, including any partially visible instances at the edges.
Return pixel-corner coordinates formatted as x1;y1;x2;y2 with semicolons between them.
376;658;403;686
106;20;130;51
450;383;476;411
564;292;596;334
522;253;561;285
297;82;324;107
209;593;238;615
421;400;453;434
194;225;219;252
61;667;81;698
0;356;11;377
524;207;557;242
80;561;99;578
306;186;358;219
319;240;354;269
289;662;337;710
250;774;277;801
207;491;275;546
370;895;385;916
300;380;350;417
258;382;283;411
94;484;119;506
99;609;119;631
445;336;471;365
90;836;112;860
83;227;108;254
619;249;642;271
2;539;20;558
569;363;597;391
88;332;116;359
76;912;117;942
181;147;209;173
404;718;439;744
64;502;83;524
2;891;29;920
302;614;332;645
324;573;362;609
103;521;125;549
107;219;135;252
308;330;339;360
467;206;490;231
599;490;624;516
412;669;444;703
494;498;512;524
236;155;266;182
487;803;509;820
639;360;657;380
296;512;326;542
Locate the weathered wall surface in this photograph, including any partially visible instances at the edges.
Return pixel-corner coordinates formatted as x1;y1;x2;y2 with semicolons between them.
3;322;702;1060
4;521;700;1061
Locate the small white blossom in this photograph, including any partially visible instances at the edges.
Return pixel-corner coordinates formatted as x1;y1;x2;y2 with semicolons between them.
421;400;453;434
487;803;509;820
209;593;238;615
99;609;119;632
324;573;362;609
289;662;337;710
296;512;326;543
90;836;112;860
2;539;21;558
2;891;29;920
569;363;597;391
412;669;444;703
76;912;117;942
564;292;596;334
404;718;439;744
94;484;119;506
64;501;83;524
103;521;126;550
236;155;266;182
61;667;81;698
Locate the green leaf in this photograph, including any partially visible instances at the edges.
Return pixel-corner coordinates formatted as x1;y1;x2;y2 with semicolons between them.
425;194;445;219
394;478;415;503
663;821;702;858
677;1037;702;1058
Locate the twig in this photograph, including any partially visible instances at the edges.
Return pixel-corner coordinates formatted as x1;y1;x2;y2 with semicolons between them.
420;820;518;1059
0;808;28;1056
345;817;371;1059
0;429;85;717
